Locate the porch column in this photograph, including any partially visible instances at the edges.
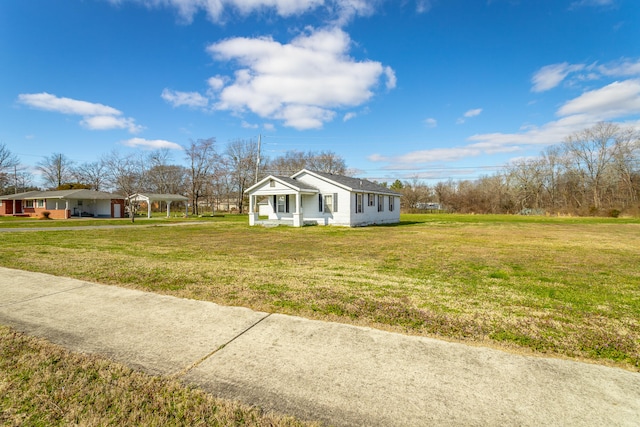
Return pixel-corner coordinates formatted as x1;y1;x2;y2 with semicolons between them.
147;198;152;219
293;193;302;227
65;201;70;218
166;201;172;217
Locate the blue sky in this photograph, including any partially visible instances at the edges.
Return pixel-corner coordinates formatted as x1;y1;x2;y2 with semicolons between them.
1;0;639;185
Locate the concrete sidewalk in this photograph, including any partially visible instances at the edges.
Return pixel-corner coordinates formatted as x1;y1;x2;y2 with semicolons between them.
0;267;638;426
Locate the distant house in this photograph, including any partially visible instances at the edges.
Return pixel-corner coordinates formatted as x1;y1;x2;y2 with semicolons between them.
0;189;125;219
244;169;401;227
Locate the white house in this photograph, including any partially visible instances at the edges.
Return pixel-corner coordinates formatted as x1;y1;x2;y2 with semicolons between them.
245;169;401;227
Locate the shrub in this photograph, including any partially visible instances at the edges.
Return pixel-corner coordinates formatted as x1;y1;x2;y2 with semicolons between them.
40;211;52;220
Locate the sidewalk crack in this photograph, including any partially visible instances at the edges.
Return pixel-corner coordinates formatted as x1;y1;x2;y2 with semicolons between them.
0;283;91;308
172;312;272;379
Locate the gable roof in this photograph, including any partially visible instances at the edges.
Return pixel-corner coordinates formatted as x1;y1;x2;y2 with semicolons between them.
244;175;319;194
292;169;401;196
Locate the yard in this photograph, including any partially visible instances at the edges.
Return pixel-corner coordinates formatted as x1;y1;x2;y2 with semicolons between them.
1;214;638;370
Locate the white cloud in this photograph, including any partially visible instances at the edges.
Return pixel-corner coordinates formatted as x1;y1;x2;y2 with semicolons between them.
121;137;183;150
416;0;432;14
531;58;640;92
17;92;142;133
531;63;586;92
241;120;259;129
424;117;437;128
108;0;376;25
205;27;395;130
161;88;209;108
384;66;397;90
343;112;357;122
17;92;120;116
207;76;226;91
81;115;143;133
370;77;640;167
557;79;640;119
464;108;482;118
597;58;640;77
569;0;615;9
456;108;482;124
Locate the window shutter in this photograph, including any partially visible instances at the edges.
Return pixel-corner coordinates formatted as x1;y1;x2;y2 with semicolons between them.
285;195;290;213
333;193;338;212
319;194;323;212
273;195;276;210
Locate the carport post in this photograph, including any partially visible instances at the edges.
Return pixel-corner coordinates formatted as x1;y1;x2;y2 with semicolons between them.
167;201;171;217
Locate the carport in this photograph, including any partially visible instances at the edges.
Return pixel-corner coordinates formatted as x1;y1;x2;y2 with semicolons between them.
127;193;189;218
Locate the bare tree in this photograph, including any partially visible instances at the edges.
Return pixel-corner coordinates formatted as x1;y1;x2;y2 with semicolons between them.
563;122;623;210
224;139;260;213
37;153;75;189
0;143;20;193
75;161;108;191
267;150;307;175
147;149;187;195
307;150;347;174
267;149;347;176
185;138;218;215
102;151;147;222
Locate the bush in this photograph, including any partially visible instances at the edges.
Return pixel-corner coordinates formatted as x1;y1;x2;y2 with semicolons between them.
609;209;621;218
40;211;52;220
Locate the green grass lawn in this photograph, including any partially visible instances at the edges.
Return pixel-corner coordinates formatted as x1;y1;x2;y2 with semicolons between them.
0;325;317;427
1;213;638;370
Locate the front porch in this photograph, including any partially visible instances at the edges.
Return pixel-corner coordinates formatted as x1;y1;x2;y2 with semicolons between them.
250;216;319;227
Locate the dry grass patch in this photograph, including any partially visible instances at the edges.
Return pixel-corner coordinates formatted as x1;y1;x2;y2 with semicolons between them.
0;325;319;427
0;214;638;370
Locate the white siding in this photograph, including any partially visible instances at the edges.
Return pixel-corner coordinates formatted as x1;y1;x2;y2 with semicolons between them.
294;172;400;227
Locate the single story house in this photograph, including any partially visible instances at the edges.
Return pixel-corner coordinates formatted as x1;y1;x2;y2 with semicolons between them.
0;189;125;219
127;193;189;218
245;169;401;227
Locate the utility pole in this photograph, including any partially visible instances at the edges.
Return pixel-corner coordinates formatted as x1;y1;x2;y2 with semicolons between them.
255;133;261;183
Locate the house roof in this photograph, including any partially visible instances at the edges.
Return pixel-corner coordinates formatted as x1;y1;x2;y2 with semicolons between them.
0;189;123;200
128;193;188;202
244;175;319;194
292;169;402;196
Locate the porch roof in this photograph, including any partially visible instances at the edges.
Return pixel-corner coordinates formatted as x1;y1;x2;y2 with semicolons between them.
128;193;189;203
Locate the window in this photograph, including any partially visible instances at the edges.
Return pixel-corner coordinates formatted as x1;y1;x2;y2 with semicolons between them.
324;194;333;213
355;193;363;213
389;196;395;212
37;199;45;208
270;180;276;187
275;195;289;213
367;193;375;207
25;200;34;208
378;195;384;212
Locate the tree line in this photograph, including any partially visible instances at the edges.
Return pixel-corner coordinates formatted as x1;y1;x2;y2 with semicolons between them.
0;138;346;215
2;122;637;217
395;122;640;216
